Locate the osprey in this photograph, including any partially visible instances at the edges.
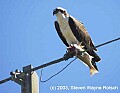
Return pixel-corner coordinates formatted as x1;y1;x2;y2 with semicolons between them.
53;7;101;76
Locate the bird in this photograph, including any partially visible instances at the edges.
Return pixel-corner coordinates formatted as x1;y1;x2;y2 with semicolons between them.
53;7;101;76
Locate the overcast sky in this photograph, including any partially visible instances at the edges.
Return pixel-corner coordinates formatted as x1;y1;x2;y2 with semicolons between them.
0;0;120;93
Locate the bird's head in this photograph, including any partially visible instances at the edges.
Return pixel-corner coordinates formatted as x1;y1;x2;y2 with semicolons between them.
53;7;69;17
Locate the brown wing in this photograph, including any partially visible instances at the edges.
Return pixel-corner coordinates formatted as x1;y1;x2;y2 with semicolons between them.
68;16;101;62
54;21;69;47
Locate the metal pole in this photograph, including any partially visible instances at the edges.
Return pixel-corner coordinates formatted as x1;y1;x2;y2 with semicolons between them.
21;65;39;93
10;65;39;93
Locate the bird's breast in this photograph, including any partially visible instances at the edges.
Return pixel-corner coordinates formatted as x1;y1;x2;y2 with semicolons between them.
58;17;79;45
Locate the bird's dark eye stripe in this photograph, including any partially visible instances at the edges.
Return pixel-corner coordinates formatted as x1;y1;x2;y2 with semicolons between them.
60;10;64;13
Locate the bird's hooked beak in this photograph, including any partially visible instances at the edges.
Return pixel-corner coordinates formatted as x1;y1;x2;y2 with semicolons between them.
53;8;58;15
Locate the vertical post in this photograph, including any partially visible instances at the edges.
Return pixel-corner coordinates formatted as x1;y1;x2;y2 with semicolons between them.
21;65;39;93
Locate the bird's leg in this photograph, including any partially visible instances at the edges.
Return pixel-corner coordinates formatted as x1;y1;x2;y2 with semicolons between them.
65;44;85;60
68;44;85;57
67;45;76;52
66;44;78;56
63;46;75;60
